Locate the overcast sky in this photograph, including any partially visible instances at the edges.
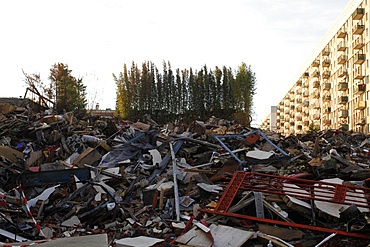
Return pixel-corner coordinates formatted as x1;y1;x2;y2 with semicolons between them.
0;0;349;125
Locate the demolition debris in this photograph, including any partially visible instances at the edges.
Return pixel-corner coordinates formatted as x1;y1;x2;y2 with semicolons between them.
0;100;370;247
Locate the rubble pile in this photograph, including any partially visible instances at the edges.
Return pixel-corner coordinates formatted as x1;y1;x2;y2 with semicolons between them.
0;103;370;247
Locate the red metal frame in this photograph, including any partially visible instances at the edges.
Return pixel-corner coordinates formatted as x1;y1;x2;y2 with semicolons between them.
223;172;370;209
214;171;247;212
201;171;370;239
200;209;370;239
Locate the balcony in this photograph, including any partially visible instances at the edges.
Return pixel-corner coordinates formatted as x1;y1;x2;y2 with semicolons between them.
337;41;347;51
323;83;331;91
338;66;347;77
354;101;366;110
322;47;330;56
312;70;320;78
354;69;364;79
304;111;309;117
323;119;331;126
323;107;331;114
312;90;320;99
323;95;331;102
313;80;320;88
296;105;302;112
322;70;331;79
337;54;347;64
353;36;364;50
302;80;309;88
338;96;349;104
338;82;348;91
312;100;320;108
336;28;347;38
339;110;349;118
354;53;365;64
322;58;330;67
352;8;365;20
312;60;320;67
353;24;365;35
354;84;366;95
356;118;366;126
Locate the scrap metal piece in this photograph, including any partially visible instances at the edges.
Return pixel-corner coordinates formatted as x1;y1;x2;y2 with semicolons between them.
0;228;29;242
201;171;370;239
214;129;289;169
200;209;370;239
15;167;91;187
254;192;264;218
148;132;191;185
169;142;180;222
214;171;247;212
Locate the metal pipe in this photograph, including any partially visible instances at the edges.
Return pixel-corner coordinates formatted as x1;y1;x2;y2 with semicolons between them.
170;142;180;221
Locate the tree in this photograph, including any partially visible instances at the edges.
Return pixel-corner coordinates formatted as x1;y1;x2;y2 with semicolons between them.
49;63;87;114
114;64;132;118
214;66;222;114
222;66;234;117
181;69;189;115
232;62;256;125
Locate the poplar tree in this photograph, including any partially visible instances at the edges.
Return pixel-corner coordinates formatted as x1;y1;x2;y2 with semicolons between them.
233;62;256;125
49;63;87;114
214;66;222;114
181;69;189;115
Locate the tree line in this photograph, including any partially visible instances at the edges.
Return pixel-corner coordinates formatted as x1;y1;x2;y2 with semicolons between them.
114;61;256;125
23;61;257;125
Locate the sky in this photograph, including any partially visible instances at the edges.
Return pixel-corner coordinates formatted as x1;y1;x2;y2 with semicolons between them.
0;0;350;125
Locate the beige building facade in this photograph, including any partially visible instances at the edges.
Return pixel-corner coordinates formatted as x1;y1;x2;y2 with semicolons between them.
261;0;370;135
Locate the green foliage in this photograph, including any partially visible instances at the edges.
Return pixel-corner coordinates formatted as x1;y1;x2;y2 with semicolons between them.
113;61;257;125
308;122;320;134
49;63;87;115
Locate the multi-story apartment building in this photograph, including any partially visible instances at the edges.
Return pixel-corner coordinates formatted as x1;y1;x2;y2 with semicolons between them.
262;0;370;135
